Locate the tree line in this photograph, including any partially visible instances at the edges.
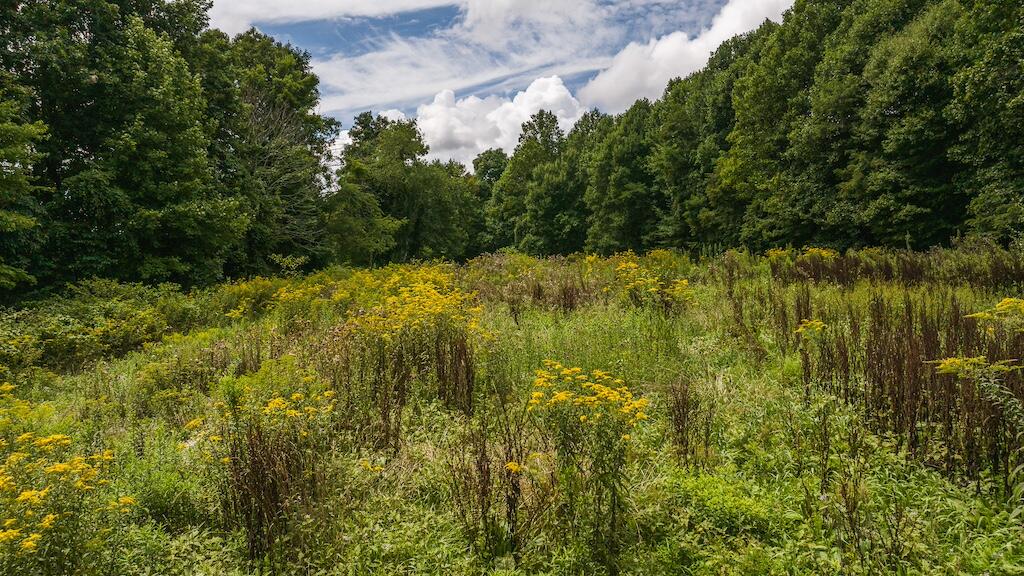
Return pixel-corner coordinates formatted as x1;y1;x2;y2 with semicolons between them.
1;0;1021;294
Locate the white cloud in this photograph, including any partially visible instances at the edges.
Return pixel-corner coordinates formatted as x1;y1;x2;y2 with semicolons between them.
417;76;586;166
224;0;792;165
579;0;792;112
309;0;620;118
209;0;459;36
378;109;408;121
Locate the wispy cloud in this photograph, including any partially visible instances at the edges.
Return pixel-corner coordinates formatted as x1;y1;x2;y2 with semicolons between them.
209;0;460;35
211;0;792;164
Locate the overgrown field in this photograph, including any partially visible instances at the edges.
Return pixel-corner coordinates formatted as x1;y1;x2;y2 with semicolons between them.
2;244;1023;575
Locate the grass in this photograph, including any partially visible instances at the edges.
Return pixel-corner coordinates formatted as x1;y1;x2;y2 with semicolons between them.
1;244;1023;574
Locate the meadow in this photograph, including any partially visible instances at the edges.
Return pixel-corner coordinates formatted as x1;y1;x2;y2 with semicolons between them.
1;243;1023;575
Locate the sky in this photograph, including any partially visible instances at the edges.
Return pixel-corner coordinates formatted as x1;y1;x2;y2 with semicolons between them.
209;0;794;166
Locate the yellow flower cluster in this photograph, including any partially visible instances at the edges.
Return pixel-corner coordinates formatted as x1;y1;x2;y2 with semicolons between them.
801;247;839;260
1;425;118;557
273;283;330;305
531;360;649;427
348;281;480;339
102;495;137;514
358;459;384;473
612;257;693;309
261;390;336;421
967;298;1024;331
933;356;991;377
795;319;826;335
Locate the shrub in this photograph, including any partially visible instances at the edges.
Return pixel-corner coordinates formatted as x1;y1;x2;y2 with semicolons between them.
529;360;649;573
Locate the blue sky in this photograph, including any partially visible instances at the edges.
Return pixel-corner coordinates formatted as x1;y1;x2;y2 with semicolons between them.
209;0;793;164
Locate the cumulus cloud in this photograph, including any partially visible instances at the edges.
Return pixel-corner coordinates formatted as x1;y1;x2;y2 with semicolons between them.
307;0;729;119
579;0;792;112
417;76;586;166
226;0;793;165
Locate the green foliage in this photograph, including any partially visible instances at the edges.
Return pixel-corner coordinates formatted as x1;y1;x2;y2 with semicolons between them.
950;0;1024;241
0;82;45;291
1;247;1023;573
480;0;1023;257
337;117;483;262
585;100;661;254
489;110;564;249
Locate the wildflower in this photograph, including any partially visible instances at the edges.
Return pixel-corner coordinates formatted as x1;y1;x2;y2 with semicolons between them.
16;487;49;505
45;462;72;474
549;391;574;404
264;397;288;413
20;532;41;552
0;529;20;543
933;356;989;377
33;434;72;450
505;461;522;474
184;417;203;431
39;514;57;530
795;319;826;335
802;247;839;260
358;459;383;473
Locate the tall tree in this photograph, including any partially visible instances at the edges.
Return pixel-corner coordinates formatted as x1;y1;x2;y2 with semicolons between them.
0;80;46;290
950;0;1024;241
339;116;479;261
712;0;845;249
788;0;933;246
652;28;770;248
471;148;508;252
42;17;244;284
488;110;563;248
521;110;612;255
840;0;964;247
223;31;339;275
585;100;660;254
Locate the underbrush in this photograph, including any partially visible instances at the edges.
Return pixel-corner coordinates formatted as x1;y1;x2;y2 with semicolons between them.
2;245;1023;574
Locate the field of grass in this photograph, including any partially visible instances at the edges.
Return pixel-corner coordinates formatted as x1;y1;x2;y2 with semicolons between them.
1;244;1023;575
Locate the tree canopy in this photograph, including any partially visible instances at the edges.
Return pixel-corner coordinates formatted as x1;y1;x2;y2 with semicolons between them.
0;0;1020;297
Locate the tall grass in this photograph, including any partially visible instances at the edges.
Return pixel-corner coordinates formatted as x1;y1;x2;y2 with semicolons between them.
1;244;1022;574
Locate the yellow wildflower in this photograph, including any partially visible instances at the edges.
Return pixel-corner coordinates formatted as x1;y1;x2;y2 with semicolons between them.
19;533;40;553
39;514;57;530
15;487;49;505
